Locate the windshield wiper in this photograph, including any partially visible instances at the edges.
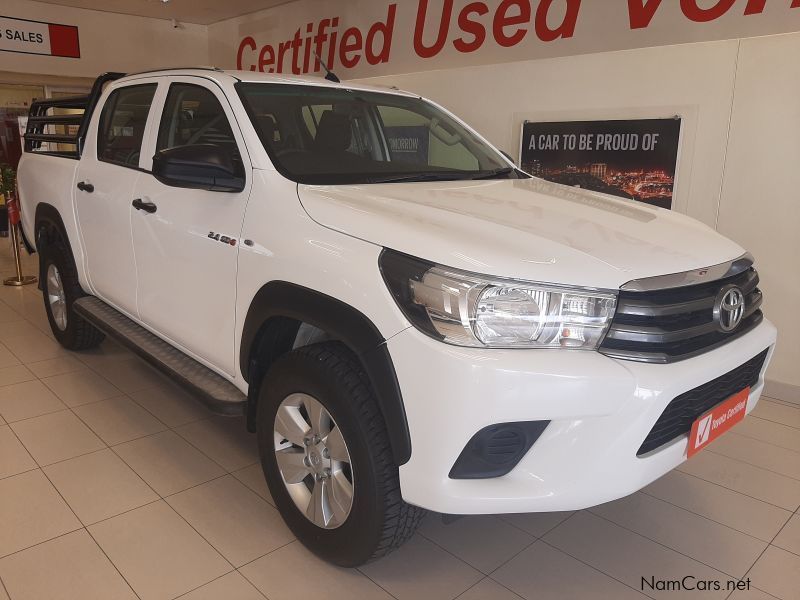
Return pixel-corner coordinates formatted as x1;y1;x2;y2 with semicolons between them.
368;167;515;184
471;167;516;180
368;173;466;184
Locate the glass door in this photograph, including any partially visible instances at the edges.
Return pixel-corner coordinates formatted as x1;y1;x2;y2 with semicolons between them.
0;84;45;170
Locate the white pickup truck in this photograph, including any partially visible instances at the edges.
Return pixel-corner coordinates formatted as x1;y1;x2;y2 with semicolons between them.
18;68;776;566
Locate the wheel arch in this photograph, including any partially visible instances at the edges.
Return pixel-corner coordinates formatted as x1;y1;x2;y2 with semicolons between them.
34;203;76;281
241;281;412;465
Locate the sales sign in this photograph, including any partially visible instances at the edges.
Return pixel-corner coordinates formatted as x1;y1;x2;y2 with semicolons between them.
0;16;80;58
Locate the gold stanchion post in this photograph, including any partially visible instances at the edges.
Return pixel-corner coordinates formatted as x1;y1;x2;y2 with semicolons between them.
3;189;37;287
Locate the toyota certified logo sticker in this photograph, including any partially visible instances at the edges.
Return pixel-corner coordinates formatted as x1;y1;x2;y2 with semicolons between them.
695;414;713;447
714;285;745;332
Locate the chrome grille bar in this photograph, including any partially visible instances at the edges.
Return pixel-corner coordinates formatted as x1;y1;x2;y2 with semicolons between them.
600;259;763;363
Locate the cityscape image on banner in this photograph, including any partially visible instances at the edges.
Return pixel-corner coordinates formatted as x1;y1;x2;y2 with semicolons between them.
520;118;682;210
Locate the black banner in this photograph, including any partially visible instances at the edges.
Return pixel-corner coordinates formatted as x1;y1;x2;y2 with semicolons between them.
520;118;681;209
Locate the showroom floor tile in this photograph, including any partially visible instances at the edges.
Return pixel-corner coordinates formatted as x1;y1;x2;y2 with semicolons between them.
72;396;167;445
0;243;798;600
178;571;263;600
0;530;137;600
737;417;800;453
0;379;66;423
10;409;105;466
87;501;231;600
0;425;36;479
112;430;226;496
165;475;293;567
41;368;123;407
642;469;792;541
773;513;800;554
42;449;160;525
240;542;394;600
0;344;20;369
493;541;644;600
588;492;768;577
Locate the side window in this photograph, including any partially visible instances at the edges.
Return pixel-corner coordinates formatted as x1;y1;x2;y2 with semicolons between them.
156;83;240;166
97;84;157;168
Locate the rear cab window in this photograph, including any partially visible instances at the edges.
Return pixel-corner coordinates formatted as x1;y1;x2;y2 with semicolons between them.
97;84;157;168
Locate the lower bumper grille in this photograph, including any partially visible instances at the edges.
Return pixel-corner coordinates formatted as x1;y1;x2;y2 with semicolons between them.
637;348;769;456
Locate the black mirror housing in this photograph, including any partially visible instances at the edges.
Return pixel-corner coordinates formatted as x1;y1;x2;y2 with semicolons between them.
152;144;245;192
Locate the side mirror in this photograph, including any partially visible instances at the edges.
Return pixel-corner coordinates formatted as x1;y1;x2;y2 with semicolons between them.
152;144;245;192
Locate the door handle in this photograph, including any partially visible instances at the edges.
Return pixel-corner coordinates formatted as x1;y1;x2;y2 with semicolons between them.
76;181;94;193
132;198;157;214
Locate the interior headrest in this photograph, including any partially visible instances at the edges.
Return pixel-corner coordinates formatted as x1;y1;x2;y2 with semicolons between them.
256;115;276;141
314;111;351;152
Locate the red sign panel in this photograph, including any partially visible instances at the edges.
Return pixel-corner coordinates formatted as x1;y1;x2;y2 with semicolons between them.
47;23;80;58
687;387;750;458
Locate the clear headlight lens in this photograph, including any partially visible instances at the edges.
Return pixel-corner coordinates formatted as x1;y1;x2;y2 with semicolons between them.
381;250;617;349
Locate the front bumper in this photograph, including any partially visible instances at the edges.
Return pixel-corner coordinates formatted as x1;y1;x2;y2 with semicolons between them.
389;318;777;514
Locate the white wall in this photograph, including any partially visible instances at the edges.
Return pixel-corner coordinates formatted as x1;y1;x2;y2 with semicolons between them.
717;32;800;401
355;40;739;228
0;0;209;79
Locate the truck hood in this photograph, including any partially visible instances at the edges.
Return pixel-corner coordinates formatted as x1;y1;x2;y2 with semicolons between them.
297;177;744;289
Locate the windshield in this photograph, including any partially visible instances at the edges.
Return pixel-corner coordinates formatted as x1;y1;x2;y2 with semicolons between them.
237;83;519;185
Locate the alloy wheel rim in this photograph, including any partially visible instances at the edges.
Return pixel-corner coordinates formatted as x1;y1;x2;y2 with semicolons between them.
273;392;354;529
46;264;68;331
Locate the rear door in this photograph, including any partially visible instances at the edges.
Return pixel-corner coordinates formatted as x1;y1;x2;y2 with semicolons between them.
130;77;252;375
75;80;160;313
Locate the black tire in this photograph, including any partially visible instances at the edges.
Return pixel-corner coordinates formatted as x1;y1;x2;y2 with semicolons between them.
40;232;105;350
257;341;424;566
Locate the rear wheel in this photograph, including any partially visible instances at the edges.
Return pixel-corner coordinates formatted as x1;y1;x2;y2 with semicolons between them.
40;233;104;350
257;341;424;566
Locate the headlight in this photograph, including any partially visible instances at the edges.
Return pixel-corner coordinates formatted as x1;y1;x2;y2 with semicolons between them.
380;249;617;349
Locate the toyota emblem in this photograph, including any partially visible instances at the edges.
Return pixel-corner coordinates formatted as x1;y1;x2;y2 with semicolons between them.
714;285;745;332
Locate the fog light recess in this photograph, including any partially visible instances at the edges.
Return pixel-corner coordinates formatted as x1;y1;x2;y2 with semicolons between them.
448;421;550;480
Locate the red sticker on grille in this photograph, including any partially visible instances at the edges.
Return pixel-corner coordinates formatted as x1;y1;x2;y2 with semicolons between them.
687;387;750;458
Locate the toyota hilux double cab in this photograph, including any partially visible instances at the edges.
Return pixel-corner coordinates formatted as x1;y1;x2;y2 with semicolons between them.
18;68;776;566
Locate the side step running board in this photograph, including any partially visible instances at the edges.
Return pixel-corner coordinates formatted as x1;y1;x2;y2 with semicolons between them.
73;297;246;417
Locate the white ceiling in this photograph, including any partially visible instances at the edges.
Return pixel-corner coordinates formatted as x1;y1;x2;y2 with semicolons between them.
31;0;298;25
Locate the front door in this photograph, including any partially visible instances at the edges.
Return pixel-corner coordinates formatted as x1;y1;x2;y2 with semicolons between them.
131;78;252;376
75;81;159;313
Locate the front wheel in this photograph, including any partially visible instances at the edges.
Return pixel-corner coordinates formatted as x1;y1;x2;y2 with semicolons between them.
257;342;424;566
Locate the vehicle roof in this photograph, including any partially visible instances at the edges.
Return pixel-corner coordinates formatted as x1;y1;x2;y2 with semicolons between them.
118;67;418;97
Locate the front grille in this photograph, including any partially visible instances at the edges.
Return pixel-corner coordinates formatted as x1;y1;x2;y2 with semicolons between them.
600;267;763;363
637;348;768;456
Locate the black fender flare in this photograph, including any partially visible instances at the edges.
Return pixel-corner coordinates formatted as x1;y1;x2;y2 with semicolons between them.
34;203;70;246
34;203;76;280
241;281;412;465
